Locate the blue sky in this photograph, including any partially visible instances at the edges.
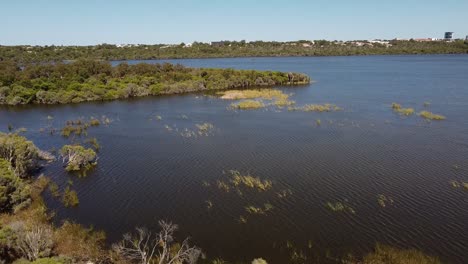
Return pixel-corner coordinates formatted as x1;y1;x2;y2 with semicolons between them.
2;0;467;45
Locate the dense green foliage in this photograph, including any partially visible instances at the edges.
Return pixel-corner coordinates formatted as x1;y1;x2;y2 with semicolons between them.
0;159;31;213
59;145;97;172
0;60;309;105
0;133;41;177
1;40;467;62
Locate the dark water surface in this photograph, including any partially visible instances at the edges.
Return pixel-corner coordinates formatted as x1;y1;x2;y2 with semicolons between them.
1;55;468;263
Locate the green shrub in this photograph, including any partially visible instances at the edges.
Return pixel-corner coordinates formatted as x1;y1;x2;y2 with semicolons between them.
59;145;97;172
62;187;79;207
0;133;40;178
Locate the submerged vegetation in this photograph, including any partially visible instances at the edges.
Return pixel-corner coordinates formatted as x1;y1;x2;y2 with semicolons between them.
361;244;442;264
326;201;356;214
392;103;415;116
391;103;447;121
62;186;79;207
290;103;342;112
377;194;394;208
0;60;309;105
220;89;295;110
231;100;265;110
419;111;446;120
450;180;468;190
228;170;273;192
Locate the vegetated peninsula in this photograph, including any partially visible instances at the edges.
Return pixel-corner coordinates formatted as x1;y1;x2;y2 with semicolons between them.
1;39;467;62
0;60;310;105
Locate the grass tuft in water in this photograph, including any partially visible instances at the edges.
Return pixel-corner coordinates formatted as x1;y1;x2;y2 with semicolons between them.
229;170;272;192
391;103;414;116
231;100;265;110
289;104;341;112
377;194;394;207
62;186;79;207
326;201;356;214
419;111;446;120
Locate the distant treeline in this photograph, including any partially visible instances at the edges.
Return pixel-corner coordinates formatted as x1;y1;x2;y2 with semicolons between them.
0;60;310;105
1;40;467;62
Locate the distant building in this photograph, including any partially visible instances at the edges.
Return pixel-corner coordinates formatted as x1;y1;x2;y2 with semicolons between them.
414;38;434;42
444;32;454;41
465;35;468;44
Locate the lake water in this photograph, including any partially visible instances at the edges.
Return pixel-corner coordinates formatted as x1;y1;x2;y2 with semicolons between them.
1;55;468;263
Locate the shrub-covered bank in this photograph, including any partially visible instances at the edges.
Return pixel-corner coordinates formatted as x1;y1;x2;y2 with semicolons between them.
1;40;467;63
0;60;310;106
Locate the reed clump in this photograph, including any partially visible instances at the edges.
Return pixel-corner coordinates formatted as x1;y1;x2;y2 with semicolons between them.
326;201;356;214
377;194;394;207
289;104;341;112
231;100;265;109
229;170;272;192
419;111;446;120
391;103;414;116
62;186;79;207
221;89;295;109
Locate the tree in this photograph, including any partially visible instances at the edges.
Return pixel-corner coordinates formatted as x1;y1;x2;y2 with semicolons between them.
9;222;54;261
0;133;41;178
113;220;201;264
59;145;97;172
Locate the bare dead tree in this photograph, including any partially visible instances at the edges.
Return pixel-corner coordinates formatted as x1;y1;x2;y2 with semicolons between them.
10;222;54;261
113;220;201;264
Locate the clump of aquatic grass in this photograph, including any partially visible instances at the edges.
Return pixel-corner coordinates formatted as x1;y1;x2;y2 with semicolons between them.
326;201;356;214
62;186;79;207
48;181;60;197
419;111;446;120
423;101;431;107
450;180;468;190
196;122;214;135
216;180;230;192
274;98;295;107
277;189;293;199
238;215;247;224
221;89;295;109
220;89;288;101
391;103;414;116
85;137;100;151
251;258;268;264
61;124;88;137
202;181;210;187
290;104;341;112
245;203;274;215
231;100;265;110
245;205;264;215
316;119;321;126
62;117;107;137
363;243;442;264
212;259;228;264
229;170;272;192
89;118;101;126
180;128;197;138
377;194;394;207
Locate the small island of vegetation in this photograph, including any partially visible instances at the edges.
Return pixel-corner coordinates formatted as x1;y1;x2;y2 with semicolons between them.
0;60;310;106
